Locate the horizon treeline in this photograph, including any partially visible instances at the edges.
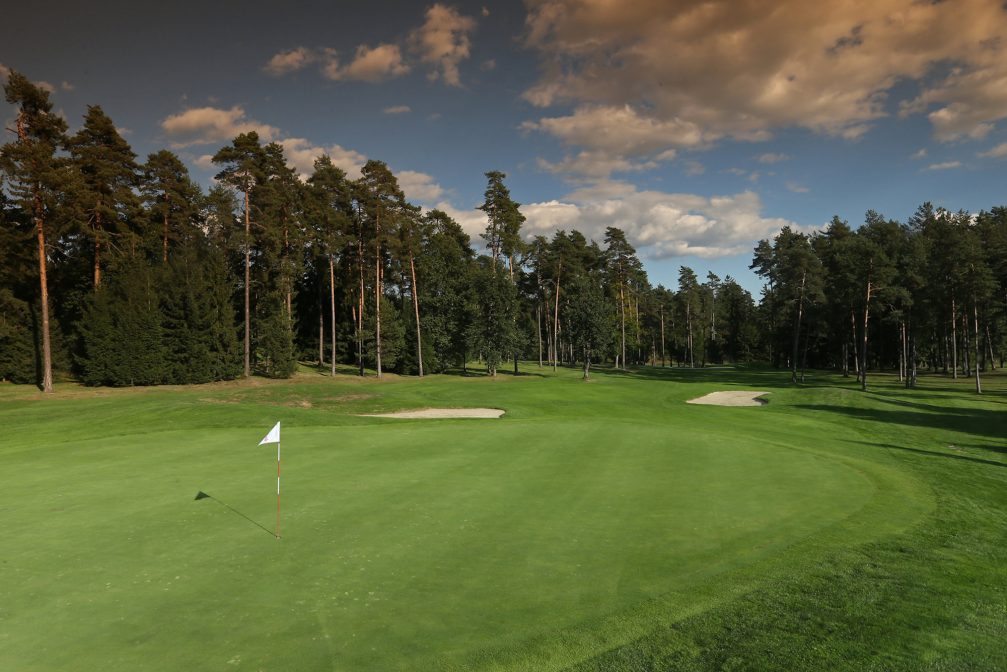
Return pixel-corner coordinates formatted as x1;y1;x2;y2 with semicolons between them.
2;72;1006;393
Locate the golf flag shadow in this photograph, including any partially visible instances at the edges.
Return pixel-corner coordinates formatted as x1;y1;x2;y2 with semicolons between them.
195;491;276;538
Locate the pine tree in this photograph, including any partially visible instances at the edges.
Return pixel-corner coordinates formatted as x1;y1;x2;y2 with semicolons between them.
66;105;140;289
212;132;265;377
1;71;68;392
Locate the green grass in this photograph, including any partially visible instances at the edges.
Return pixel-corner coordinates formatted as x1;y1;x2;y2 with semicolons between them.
1;364;1004;670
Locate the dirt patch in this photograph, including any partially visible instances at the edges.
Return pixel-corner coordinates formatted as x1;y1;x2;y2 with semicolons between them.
361;408;505;419
686;391;770;407
326;394;374;403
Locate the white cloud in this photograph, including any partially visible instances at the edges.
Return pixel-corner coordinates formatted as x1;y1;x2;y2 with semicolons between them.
521;184;799;259
323;44;410;82
383;105;412;115
161;106;281;147
523;104;707;156
523;104;707;177
978;142;1007;158
411;4;477;87
36;81;56;93
430;200;489;240
524;0;1007;149
786;181;810;193
757;153;790;164
264;47;317;76
278;138;366;180
0;63;9;81
926;161;963;171
193;154;215;170
398;170;445;202
60;81;74;91
911;148;928;160
537;151;660;179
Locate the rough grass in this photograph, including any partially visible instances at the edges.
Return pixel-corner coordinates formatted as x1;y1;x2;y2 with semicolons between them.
0;364;1004;670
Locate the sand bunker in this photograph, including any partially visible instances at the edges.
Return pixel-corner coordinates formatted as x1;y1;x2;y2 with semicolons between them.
686;391;769;407
362;408;505;419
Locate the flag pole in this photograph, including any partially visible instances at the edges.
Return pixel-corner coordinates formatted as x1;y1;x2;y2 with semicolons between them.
276;441;281;539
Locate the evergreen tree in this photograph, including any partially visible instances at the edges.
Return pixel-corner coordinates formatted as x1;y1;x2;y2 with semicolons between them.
1;71;68;392
212;132;265;377
66;105;140;289
141;150;201;263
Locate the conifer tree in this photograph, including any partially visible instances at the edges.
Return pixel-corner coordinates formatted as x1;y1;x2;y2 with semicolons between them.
1;71;68;392
212;132;264;377
66;105;140;289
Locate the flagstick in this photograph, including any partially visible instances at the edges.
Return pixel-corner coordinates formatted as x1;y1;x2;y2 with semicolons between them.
275;441;281;539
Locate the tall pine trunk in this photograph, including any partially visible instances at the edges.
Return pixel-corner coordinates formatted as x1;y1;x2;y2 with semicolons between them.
35;195;54;393
951;294;958;380
973;298;982;394
861;275;872;392
553;257;562;374
660;306;666;367
330;255;337;377
357;239;365;377
409;252;423;377
243;188;251;377
791;269;806;384
374;211;382;378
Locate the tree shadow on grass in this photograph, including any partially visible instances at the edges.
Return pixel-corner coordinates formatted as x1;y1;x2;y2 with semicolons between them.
797;403;1007;453
845;441;1007;470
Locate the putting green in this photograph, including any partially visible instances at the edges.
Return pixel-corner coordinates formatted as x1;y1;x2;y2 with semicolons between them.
0;367;937;670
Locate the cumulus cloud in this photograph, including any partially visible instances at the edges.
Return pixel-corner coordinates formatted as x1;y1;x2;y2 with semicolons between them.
911;148;928;160
524;0;1007;154
383;105;412;115
926;160;963;171
411;4;477;86
537;151;660;179
161;106;281;147
785;181;810;193
278;138;367;180
323;44;409;82
757;153;790;164
520;184;799;259
398;170;445;202
263;47;317;76
978;142;1007;158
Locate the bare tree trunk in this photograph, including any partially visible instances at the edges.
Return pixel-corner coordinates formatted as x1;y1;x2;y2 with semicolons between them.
951;294;958;380
357;239;365;377
318;290;324;366
35;196;54;393
330;255;336;377
409;252;424;377
791;269;806;384
553;257;562;374
986;323;995;371
583;348;591;380
861;277;872;392
660;306;666;367
537;304;543;367
687;301;694;368
851;309;859;382
374;210;382;378
243;189;251;377
619;282;626;369
973;298;982;394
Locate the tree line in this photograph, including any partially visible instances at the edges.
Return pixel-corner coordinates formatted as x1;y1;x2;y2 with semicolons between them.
2;72;1005;392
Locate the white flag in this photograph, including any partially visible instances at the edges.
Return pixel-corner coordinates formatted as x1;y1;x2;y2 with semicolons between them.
259;421;281;445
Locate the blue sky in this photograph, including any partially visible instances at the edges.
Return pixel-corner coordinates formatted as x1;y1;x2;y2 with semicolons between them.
4;0;1007;296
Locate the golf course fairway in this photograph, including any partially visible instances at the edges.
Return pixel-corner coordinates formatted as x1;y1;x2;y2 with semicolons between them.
2;366;1004;670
